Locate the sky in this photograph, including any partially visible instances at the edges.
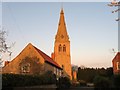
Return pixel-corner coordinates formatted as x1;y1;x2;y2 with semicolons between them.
2;2;118;68
1;0;116;2
0;2;2;25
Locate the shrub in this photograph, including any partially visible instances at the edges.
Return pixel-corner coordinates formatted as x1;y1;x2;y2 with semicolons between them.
114;74;120;88
93;75;111;88
57;77;71;88
42;71;56;84
2;71;57;87
79;80;87;86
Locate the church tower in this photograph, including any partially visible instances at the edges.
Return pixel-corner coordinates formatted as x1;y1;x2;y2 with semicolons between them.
53;8;72;79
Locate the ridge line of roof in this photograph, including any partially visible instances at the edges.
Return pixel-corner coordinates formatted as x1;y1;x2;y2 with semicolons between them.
32;45;62;69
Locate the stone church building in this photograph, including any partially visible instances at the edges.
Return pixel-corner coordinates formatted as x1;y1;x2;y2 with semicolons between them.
2;8;73;79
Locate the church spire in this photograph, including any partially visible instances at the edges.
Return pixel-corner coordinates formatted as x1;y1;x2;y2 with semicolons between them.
55;8;69;42
59;8;65;26
54;8;72;79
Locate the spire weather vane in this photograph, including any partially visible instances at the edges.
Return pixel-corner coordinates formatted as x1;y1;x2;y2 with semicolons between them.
108;0;120;21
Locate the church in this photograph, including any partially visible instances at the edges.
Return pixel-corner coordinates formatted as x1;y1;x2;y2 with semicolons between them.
2;8;73;80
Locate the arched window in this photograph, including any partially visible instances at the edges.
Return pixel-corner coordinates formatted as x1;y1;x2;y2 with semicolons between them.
63;45;66;52
59;44;62;52
21;63;30;73
117;62;120;70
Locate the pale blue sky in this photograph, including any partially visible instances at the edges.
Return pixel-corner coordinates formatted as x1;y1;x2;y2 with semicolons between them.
0;2;2;25
2;2;118;68
2;0;114;2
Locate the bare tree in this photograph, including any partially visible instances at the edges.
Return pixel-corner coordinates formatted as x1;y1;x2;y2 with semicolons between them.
72;64;78;71
0;26;14;67
0;30;7;52
0;28;7;66
108;0;120;21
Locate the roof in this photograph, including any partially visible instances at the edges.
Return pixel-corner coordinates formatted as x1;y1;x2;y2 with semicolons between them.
112;52;120;62
33;46;62;69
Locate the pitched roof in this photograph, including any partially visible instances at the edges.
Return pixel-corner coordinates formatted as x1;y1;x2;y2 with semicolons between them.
112;52;120;62
33;46;62;69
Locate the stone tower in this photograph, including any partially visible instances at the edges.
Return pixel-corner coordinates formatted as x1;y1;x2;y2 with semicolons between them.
53;8;72;79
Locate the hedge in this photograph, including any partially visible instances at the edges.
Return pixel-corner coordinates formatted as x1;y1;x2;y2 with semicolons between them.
57;77;71;88
2;71;56;87
93;75;111;88
114;74;120;88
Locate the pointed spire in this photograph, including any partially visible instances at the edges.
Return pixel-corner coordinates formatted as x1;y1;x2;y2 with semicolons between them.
59;8;65;25
55;8;69;42
60;8;64;14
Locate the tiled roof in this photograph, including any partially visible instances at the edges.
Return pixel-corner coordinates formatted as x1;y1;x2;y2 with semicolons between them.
33;46;62;69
